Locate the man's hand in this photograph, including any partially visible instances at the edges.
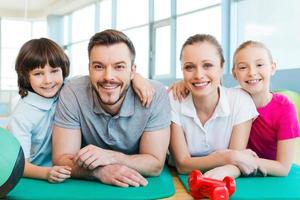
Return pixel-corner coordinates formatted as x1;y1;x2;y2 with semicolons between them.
74;145;119;170
93;164;148;187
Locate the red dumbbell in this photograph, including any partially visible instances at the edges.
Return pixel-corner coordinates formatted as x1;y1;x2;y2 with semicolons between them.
188;170;236;200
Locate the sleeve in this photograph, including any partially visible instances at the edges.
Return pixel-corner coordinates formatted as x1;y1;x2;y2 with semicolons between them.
233;89;259;125
7;102;35;159
144;84;171;132
277;102;300;140
169;91;182;126
54;84;81;129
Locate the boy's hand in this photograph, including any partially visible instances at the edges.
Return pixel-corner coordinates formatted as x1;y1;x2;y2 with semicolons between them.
48;165;71;183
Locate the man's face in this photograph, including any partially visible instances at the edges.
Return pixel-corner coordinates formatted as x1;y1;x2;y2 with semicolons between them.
89;43;136;108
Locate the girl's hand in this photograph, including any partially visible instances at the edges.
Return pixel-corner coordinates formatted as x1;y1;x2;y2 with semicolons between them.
132;73;155;107
168;80;189;102
233;149;259;176
48;166;72;183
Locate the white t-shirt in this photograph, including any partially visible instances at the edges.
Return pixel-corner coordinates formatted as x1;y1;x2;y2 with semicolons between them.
170;86;258;157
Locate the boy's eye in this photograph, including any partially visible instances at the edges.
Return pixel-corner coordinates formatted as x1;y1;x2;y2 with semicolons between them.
32;72;42;76
51;69;60;73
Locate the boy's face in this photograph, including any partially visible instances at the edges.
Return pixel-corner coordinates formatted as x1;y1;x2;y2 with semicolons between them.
88;43;135;109
233;46;276;96
29;64;63;98
181;42;223;99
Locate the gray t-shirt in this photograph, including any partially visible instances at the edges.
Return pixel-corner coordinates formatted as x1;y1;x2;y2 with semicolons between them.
54;76;170;154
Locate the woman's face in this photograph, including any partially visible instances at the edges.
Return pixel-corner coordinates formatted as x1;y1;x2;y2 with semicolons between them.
181;42;223;99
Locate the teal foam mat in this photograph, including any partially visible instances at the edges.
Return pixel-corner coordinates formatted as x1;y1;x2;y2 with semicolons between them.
177;164;300;200
6;166;175;200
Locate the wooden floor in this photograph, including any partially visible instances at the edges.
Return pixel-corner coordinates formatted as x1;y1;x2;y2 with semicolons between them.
163;168;193;200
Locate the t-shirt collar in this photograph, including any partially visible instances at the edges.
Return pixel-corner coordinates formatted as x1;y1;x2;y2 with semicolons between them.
181;86;230;119
23;91;58;111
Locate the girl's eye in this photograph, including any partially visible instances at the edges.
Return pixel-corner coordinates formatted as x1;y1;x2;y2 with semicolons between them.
257;63;264;67
51;69;60;73
32;72;42;76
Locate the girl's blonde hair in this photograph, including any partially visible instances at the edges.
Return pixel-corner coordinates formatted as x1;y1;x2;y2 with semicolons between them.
233;40;273;68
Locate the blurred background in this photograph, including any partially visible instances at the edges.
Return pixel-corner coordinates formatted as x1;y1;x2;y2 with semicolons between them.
0;0;299;123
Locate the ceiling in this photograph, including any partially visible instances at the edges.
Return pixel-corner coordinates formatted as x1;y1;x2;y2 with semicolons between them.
0;0;96;18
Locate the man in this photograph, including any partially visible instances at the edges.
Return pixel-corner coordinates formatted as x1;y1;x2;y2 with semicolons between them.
52;29;170;187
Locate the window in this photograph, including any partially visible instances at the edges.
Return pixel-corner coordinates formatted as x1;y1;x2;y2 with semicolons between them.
71;5;95;43
154;0;171;21
154;25;171;77
177;0;221;15
69;5;95;77
70;41;89;76
117;0;148;30
32;21;47;39
231;0;300;70
124;26;149;78
0;19;47;90
99;0;112;30
63;16;69;46
176;5;221;78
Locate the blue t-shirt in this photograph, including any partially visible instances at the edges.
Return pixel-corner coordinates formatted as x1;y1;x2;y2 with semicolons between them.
7;91;57;166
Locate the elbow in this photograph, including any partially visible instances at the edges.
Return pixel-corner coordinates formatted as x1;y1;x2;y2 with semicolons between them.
148;162;164;176
175;165;190;174
174;160;191;174
278;167;291;177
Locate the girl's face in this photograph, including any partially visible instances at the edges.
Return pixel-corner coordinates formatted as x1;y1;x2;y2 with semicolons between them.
181;42;223;99
29;64;63;98
233;46;276;96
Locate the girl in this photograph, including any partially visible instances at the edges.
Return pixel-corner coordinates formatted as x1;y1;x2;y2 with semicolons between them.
169;34;259;180
7;38;154;183
232;41;300;176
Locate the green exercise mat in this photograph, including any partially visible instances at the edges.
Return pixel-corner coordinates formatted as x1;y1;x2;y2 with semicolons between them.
177;164;300;200
6;166;175;200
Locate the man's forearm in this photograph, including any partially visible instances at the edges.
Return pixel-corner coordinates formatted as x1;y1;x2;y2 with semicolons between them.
114;152;164;176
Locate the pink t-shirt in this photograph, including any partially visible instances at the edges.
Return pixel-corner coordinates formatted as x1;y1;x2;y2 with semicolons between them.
247;93;300;160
